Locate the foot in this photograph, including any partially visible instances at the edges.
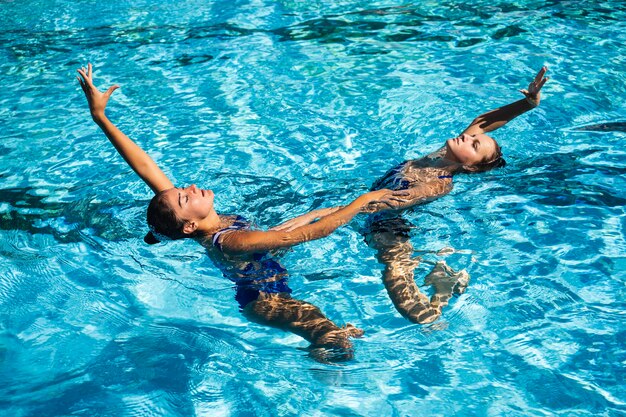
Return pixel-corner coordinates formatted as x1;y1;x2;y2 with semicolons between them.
452;269;470;295
424;261;470;296
314;324;364;348
310;324;364;363
342;323;364;338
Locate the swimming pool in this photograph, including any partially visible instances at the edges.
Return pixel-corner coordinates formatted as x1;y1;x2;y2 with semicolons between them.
1;0;624;415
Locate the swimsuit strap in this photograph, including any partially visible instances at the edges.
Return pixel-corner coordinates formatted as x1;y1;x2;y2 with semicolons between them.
212;216;250;250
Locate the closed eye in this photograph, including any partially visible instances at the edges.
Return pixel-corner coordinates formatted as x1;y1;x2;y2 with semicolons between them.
178;190;189;207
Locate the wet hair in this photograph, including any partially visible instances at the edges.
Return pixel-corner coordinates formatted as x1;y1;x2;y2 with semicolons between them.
144;190;186;244
461;140;506;173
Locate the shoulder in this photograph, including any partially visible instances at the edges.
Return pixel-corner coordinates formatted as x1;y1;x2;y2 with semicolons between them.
404;165;453;187
210;215;251;250
406;175;453;201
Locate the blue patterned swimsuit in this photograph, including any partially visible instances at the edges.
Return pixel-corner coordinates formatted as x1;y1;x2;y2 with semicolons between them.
363;162;415;237
370;161;413;192
364;160;452;237
212;216;292;310
370;158;453;192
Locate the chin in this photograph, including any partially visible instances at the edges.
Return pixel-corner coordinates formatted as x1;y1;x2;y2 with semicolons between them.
444;141;459;162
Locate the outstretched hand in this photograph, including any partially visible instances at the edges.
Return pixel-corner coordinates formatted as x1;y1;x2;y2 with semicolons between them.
519;66;548;108
77;63;119;121
361;189;410;213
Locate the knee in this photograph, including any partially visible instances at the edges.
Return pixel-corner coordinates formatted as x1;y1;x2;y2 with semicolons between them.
242;299;270;323
242;295;285;322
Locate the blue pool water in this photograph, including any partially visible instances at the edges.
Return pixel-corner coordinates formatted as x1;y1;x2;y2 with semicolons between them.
1;0;625;415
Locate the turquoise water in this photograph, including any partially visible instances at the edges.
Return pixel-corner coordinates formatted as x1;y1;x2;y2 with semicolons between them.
1;0;625;415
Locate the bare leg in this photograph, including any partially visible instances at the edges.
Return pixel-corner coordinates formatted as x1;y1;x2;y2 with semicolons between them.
243;292;363;359
365;217;469;324
368;228;441;323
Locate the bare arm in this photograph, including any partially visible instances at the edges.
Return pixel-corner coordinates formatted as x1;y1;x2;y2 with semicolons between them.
269;206;343;232
77;63;174;194
463;66;548;136
365;180;453;213
219;189;394;253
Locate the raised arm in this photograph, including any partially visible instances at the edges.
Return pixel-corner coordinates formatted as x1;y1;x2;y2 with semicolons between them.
77;63;174;194
462;66;548;136
219;189;396;253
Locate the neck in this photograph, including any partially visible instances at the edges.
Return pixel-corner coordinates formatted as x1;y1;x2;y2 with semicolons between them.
428;146;462;174
196;209;223;235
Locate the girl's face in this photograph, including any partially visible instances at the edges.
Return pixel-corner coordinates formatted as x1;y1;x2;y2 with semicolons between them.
445;133;498;165
162;184;215;223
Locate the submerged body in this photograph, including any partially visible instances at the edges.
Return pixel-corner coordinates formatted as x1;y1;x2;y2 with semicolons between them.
76;63;398;360
207;215;292;311
205;215;361;354
365;149;459;324
371;148;453;195
363;67;548;323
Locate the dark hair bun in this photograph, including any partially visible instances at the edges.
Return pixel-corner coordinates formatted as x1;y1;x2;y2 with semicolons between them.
144;231;160;245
